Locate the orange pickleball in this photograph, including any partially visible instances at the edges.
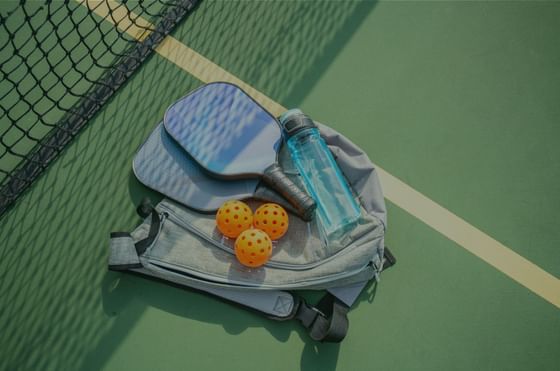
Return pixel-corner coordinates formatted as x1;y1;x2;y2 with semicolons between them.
215;200;253;238
234;229;272;268
253;203;289;240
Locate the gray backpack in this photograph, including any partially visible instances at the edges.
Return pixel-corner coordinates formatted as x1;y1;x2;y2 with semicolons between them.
109;122;396;342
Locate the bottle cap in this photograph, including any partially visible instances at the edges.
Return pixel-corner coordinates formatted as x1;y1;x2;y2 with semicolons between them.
279;109;317;138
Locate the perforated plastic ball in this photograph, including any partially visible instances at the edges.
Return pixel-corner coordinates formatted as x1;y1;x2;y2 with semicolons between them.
234;229;272;268
215;200;253;238
253;203;289;240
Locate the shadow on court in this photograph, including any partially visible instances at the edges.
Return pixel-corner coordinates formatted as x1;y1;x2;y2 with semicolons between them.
0;1;378;370
90;272;378;371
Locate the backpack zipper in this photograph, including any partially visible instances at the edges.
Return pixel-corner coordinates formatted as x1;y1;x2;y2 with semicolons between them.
157;202;382;271
147;258;374;289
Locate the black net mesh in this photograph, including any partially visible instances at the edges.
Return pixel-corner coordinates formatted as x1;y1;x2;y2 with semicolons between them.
0;0;199;216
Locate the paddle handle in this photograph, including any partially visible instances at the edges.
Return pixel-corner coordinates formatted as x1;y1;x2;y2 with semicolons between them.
262;164;316;221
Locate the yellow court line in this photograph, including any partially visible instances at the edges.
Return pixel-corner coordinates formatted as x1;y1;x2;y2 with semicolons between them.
80;0;153;41
378;167;560;308
80;1;560;309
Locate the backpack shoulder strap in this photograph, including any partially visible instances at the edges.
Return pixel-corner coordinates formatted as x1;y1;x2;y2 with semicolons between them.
107;198;398;343
108;230;351;342
294;293;350;342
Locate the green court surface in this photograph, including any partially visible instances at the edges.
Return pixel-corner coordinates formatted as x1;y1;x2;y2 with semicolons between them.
1;1;560;370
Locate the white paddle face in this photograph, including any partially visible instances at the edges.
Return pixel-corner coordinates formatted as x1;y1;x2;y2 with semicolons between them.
164;82;282;178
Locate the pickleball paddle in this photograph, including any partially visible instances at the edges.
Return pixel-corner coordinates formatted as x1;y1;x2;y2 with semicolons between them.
133;122;297;213
163;82;316;221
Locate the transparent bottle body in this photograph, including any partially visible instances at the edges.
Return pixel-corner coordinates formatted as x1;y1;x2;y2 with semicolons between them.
286;128;360;238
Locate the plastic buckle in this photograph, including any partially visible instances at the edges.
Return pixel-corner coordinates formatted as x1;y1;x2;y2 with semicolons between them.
296;300;325;328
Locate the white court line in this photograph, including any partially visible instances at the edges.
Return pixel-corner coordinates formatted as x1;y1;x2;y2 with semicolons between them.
80;0;560;309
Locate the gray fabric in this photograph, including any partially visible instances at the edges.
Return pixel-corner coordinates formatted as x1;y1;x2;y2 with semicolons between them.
111;122;387;307
108;236;140;269
327;281;368;307
133;265;295;318
317;123;387;229
258;121;389;219
141;198;382;290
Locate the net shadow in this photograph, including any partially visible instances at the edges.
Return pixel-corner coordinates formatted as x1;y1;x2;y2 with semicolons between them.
0;1;378;370
0;0;200;216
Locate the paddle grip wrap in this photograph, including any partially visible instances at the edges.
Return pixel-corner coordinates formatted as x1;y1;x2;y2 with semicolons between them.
262;164;316;221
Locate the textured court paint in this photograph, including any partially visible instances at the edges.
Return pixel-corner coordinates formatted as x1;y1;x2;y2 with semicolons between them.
83;0;285;114
78;0;152;41
156;38;285;116
299;0;560;278
1;1;559;371
80;0;560;309
378;166;560;308
0;1;131;179
297;1;560;276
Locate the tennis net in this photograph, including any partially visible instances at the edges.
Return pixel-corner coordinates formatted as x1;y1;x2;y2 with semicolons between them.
0;0;200;216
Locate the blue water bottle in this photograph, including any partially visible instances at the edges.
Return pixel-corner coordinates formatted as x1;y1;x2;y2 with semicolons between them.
279;109;361;238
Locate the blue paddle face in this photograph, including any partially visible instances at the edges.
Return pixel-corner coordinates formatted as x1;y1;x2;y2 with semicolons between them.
164;82;281;177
